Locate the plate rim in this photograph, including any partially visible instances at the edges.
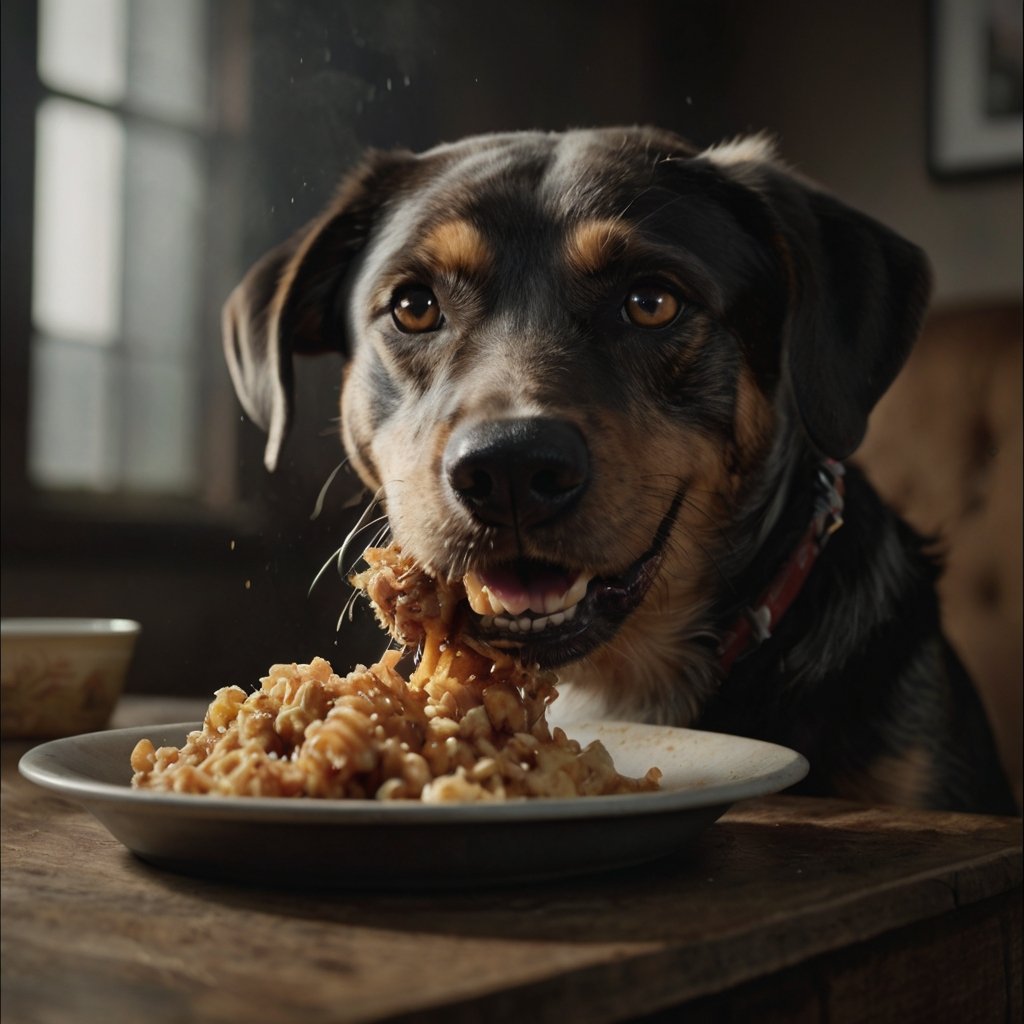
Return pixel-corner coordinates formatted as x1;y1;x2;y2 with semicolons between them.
18;720;809;825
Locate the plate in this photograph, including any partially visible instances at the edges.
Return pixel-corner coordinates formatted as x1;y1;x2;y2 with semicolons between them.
19;721;808;888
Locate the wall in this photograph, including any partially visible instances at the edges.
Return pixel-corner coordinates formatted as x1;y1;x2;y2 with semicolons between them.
720;0;1021;306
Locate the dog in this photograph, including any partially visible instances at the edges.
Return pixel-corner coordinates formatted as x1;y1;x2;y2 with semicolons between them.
222;126;1016;815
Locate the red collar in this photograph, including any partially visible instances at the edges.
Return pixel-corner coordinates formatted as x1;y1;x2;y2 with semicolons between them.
717;459;845;673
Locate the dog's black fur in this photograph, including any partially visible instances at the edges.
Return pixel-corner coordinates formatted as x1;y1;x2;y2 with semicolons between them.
223;127;1016;814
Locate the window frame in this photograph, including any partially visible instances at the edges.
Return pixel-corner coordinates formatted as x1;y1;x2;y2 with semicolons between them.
1;0;266;555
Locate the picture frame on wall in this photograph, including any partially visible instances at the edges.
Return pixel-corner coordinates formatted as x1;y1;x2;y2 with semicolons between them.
929;0;1023;177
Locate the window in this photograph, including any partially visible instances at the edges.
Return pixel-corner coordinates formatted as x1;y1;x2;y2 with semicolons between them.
28;0;227;499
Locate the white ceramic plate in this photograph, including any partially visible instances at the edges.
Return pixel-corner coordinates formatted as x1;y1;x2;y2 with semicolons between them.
19;721;808;888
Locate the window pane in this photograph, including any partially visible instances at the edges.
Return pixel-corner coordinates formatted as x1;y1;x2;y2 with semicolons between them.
32;98;125;344
28;336;118;491
126;0;208;125
122;125;204;356
38;0;127;104
123;357;200;493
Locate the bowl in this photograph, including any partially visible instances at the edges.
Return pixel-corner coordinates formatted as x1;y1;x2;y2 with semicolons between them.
1;618;141;739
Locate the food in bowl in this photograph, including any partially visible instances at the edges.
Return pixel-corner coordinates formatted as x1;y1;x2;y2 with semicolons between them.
1;618;141;739
130;546;660;801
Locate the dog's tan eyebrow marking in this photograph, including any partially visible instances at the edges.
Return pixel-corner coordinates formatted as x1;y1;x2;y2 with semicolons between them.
563;218;634;277
420;218;493;277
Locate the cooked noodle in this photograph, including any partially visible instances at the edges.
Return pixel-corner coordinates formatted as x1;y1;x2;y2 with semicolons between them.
130;546;661;801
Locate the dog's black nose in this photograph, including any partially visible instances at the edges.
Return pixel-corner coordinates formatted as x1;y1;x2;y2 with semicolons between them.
444;418;589;529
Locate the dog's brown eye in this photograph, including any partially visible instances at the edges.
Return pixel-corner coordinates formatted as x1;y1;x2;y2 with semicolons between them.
392;286;443;333
623;284;680;328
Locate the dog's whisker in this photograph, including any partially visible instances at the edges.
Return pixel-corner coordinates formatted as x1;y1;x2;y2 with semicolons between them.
335;512;395;622
337;518;394;581
336;513;390;570
309;489;385;596
336;585;363;631
357;521;394;565
310;545;345;598
370;521;392;547
309;461;348;521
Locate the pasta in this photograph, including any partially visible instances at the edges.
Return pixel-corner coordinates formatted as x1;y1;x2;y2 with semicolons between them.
130;545;661;801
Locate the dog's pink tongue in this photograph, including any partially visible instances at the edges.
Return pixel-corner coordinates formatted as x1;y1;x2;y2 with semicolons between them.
479;563;576;617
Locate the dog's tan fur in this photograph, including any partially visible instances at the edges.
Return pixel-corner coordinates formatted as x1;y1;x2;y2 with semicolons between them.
422;219;493;278
563;218;633;278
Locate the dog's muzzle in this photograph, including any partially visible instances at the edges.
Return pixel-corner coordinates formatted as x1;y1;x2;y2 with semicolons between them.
442;417;682;667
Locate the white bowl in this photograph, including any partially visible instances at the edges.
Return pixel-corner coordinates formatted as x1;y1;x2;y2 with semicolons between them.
1;618;141;739
19;721;809;887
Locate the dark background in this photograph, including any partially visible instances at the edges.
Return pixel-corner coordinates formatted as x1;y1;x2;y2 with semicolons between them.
2;0;1021;699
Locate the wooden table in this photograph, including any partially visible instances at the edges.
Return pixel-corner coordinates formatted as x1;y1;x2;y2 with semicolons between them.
2;698;1020;1024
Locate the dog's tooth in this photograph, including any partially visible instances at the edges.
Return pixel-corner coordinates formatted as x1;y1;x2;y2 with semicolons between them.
549;611;565;626
463;572;518;617
480;615;494;628
494;615;512;630
563;603;577;621
564;574;591;609
531;615;549;632
543;573;593;614
463;572;490;616
516;616;532;632
507;618;522;633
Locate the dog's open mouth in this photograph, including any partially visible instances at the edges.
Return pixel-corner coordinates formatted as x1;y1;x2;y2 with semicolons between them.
459;492;683;668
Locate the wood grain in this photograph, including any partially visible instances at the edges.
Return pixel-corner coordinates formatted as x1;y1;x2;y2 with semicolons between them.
2;703;1020;1024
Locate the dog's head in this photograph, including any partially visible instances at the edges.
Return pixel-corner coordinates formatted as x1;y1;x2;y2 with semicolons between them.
224;127;929;713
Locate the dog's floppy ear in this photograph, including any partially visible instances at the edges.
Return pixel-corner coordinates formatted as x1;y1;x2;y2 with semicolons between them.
710;143;932;459
773;180;932;458
222;150;411;470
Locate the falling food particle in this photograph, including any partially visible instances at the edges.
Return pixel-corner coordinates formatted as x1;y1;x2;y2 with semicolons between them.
386;77;392;91
245;580;252;590
404;74;410;86
230;540;236;551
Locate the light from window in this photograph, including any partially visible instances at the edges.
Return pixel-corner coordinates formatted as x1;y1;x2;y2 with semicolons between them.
29;0;211;498
32;98;125;345
38;0;127;104
29;337;118;491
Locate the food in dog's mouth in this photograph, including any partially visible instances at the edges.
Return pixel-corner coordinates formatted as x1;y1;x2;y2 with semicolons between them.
130;544;661;802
